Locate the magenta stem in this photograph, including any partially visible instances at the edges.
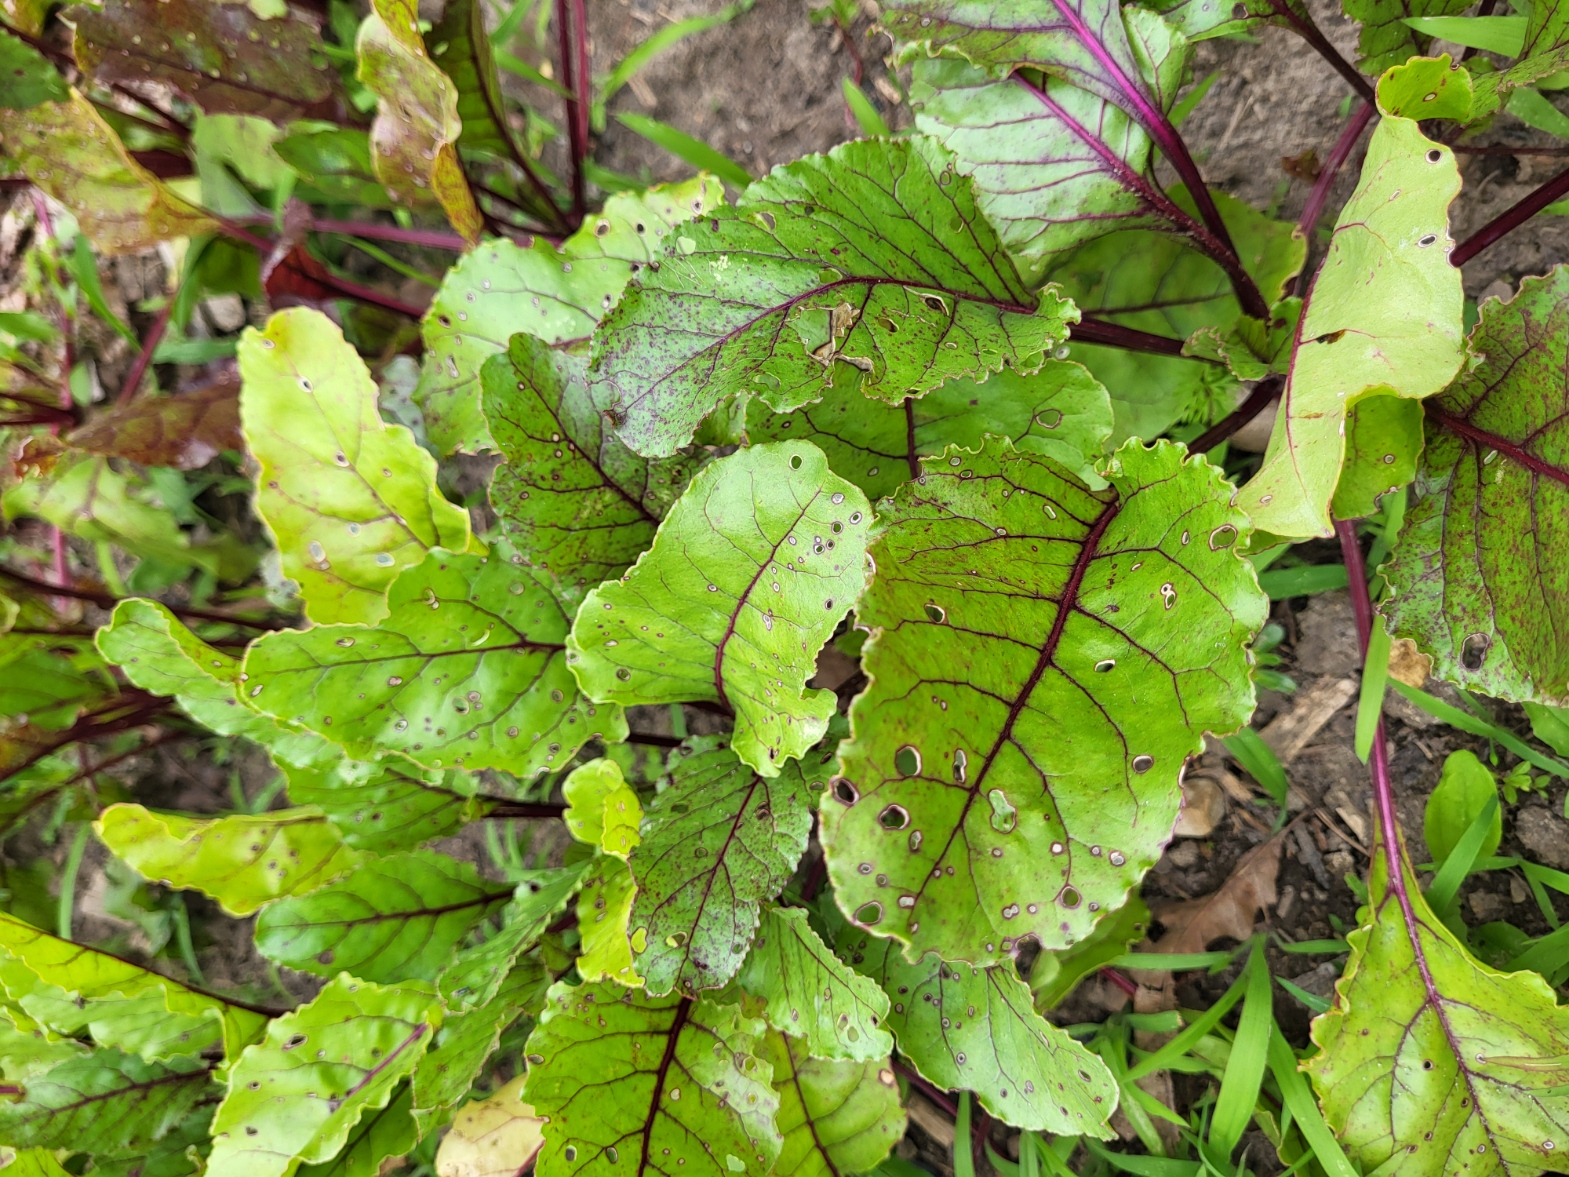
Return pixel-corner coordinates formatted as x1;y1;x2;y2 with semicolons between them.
116;296;175;407
1072;316;1193;357
1296;100;1375;243
1450;163;1569;266
556;0;589;219
1335;518;1399;864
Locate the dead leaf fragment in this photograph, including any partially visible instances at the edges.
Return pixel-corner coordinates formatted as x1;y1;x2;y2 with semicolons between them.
434;1075;546;1177
68;374;242;470
1257;675;1356;765
1149;834;1283;955
1174;773;1227;838
1386;637;1432;688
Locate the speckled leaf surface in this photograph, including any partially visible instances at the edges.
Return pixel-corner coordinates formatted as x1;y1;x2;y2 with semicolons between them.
567;443;869;775
5;90;216;254
485;336;702;604
254;850;514;983
238;308;476;626
96;803;367;916
733;906;892;1061
418;178;722;454
68;377;243;470
69;0;333;121
1308;847;1569;1177
522;983;783;1177
357;0;480;241
760;1030;905;1177
282;756;491;851
747;359;1113;502
832;919;1116;1134
819;438;1265;966
1239;117;1464;539
208;975;440;1177
1383;268;1569;705
589;136;1077;459
628;744;813;997
243;548;625;776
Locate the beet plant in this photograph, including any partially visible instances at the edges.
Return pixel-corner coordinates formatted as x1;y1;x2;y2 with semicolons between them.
2;0;1569;1172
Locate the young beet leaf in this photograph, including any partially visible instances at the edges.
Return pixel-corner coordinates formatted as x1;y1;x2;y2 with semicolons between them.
485;335;705;605
237;308;477;626
626;742;814;996
522;983;783;1177
207;976;440;1177
588;135;1077;458
419;178;723;454
831;914;1118;1133
1239;115;1464;540
1382;266;1569;705
759;1030;907;1177
577;857;643;986
242;547;625;777
820;438;1264;966
567;443;869;775
747;359;1113;502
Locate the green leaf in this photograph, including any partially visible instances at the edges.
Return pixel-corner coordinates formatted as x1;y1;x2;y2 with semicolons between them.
589;135;1078;459
238;307;477;626
567;442;869;775
438;864;592;1011
1346;0;1472;73
1330;394;1425;521
208;975;440;1177
746;360;1114;503
282;756;492;851
357;0;481;242
96;599;334;767
484;335;704;604
297;1083;419;1177
760;1029;906;1177
522;982;784;1177
627;743;814;996
1424;750;1503;866
68;0;333;121
1402;17;1524;54
1526;702;1569;757
274;128;391;208
1383;266;1569;704
832;919;1118;1134
843;78;894;137
97;803;367;916
1238;117;1463;539
562;757;643;858
820;438;1265;965
417;177;723;454
576;856;644;986
1376;54;1474;120
0;28;67;109
5;90;215;254
254;849;515;983
243;547;625;776
1508;85;1569;136
0;1049;214;1156
425;0;528;165
733;906;893;1060
1028;894;1150;1010
1307;847;1569;1177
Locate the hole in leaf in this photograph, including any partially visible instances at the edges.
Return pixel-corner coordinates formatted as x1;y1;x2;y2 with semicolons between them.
789;454;803;469
1461;632;1490;670
1060;886;1082;908
1426;149;1443;162
952;748;967;784
1132;755;1154;774
832;778;859;805
895;745;921;776
879;804;911;830
854;901;884;926
924;603;946;623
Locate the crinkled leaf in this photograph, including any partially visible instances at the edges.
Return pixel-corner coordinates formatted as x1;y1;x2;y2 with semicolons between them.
96;802;367;916
418;177;723;454
425;0;530;170
69;0;333;121
357;0;481;242
1330;394;1424;521
0;910;267;1062
567;442;870;776
4;90;216;253
254;849;515;983
96;599;334;766
577;856;643;986
208;975;440;1177
832;919;1117;1134
1383;266;1569;705
1239;117;1463;539
243;548;624;776
0;28;66;109
820;438;1265;965
627;744;813;996
0;1049;214;1156
283;757;492;851
747;359;1113;502
484;336;703;604
562;758;643;858
760;1030;904;1177
734;906;892;1061
1307;847;1569;1177
69;379;242;471
298;1083;418;1177
522;982;783;1177
438;863;592;1011
590;136;1078;459
1376;54;1474;120
238;307;477;626
434;1073;546;1177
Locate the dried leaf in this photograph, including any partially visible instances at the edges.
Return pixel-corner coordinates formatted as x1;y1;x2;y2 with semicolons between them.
68;375;242;470
1148;834;1282;955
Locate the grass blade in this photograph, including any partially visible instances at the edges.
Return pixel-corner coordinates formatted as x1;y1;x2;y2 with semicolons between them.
1266;1027;1359;1177
1389;681;1569;777
1425;793;1499;913
842;78;892;136
595;0;754;128
1355;614;1391;762
615;113;753;189
1256;564;1348;599
1222;728;1290;809
953;1091;974;1177
1209;944;1272;1157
